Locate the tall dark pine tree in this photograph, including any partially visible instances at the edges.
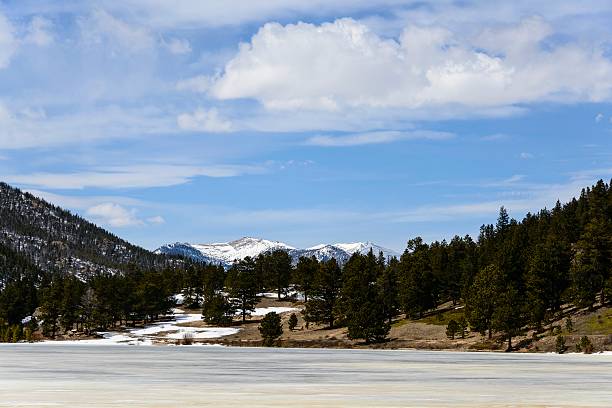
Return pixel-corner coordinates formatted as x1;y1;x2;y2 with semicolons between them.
294;256;319;303
268;250;293;300
303;258;342;328
570;216;611;309
466;264;504;339
340;252;390;343
225;257;258;322
377;256;399;324
398;238;436;319
492;284;525;350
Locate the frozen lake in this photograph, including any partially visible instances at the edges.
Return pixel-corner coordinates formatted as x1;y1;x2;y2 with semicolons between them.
1;345;611;407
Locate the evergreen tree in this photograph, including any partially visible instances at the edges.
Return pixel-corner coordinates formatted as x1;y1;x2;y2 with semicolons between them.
340;252;390;343
202;293;235;326
492;284;525;350
225;257;258;323
446;319;459;339
377;257;399;323
457;316;468;338
294;256;318;303
288;313;298;331
398;238;436;319
259;311;283;346
303;258;342;328
39;278;63;338
268;250;293;300
466;264;504;339
570;215;611;309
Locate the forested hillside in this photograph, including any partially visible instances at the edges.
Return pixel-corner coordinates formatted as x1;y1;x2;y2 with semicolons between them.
1;180;611;348
197;179;612;348
0;182;170;277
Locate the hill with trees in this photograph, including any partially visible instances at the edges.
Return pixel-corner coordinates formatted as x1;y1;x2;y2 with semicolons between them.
1;180;611;350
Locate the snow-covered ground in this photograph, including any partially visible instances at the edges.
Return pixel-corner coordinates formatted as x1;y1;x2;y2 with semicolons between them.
251;307;298;316
43;308;239;346
39;306;300;346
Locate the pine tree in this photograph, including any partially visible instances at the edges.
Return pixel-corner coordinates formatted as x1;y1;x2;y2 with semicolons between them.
466;264;504;339
202;293;235;326
259;312;283;346
398;238;436;319
288;313;298;331
39;278;63;338
294;256;318;303
340;252;390;344
303;259;342;328
492;284;525;350
377;257;399;324
570;215;611;309
446;319;459;339
268;250;293;300
225;257;258;323
457;316;468;338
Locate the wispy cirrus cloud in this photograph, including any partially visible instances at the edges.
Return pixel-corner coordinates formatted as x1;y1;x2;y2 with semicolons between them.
177;107;233;133
4;163;266;189
306;130;454;147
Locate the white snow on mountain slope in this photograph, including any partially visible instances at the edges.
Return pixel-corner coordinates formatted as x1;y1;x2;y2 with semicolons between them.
156;237;399;266
335;242;395;256
190;237;294;264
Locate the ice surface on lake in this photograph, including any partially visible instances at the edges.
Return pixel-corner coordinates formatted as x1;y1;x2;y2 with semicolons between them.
1;346;611;407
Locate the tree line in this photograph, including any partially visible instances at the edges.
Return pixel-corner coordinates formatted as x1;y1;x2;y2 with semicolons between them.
2;179;611;347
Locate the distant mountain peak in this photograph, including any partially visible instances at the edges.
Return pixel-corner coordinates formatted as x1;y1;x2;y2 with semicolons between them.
156;237;399;267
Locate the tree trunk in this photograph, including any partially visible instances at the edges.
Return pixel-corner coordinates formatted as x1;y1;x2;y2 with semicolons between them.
507;335;512;351
488;327;492;339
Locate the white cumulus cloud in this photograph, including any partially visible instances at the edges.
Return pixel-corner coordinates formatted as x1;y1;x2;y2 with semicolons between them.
86;202;144;227
210;18;612;112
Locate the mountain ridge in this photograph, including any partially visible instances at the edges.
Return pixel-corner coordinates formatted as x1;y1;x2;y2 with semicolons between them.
155;237;400;267
0;182;172;278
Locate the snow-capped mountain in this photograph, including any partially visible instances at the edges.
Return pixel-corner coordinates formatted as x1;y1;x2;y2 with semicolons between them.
155;237;399;267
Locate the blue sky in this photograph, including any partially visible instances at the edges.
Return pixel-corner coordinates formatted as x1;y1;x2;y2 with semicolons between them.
1;1;612;252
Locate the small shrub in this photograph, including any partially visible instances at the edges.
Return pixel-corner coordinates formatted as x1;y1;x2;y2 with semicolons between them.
457;316;468;339
259;312;283;347
565;317;573;333
11;325;21;343
181;332;194;345
576;336;593;354
552;326;562;336
446;319;459;340
555;335;567;354
24;328;32;342
288;313;298;331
